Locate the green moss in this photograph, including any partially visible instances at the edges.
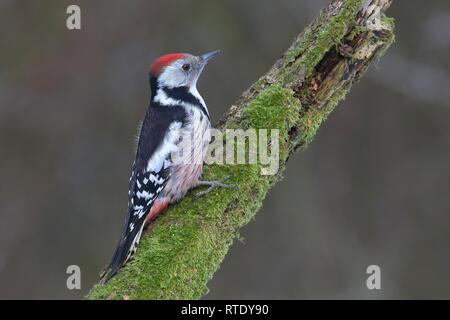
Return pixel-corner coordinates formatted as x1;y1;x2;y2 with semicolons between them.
382;16;395;31
88;86;302;300
88;159;276;299
240;85;300;159
377;16;396;58
346;24;369;41
297;82;351;148
242;85;299;130
284;0;363;80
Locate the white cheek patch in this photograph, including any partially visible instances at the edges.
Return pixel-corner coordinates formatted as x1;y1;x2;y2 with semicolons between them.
158;65;188;88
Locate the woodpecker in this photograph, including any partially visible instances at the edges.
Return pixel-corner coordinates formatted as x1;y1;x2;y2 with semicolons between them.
101;50;234;282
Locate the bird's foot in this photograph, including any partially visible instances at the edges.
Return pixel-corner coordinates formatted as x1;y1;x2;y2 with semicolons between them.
195;175;239;198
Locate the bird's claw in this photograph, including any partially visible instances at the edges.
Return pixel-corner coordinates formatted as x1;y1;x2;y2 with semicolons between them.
195;175;239;198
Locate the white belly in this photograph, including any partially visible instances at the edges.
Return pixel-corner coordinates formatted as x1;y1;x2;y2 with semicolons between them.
162;108;211;202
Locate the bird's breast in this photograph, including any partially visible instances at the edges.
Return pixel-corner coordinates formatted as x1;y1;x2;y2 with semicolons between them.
162;107;211;202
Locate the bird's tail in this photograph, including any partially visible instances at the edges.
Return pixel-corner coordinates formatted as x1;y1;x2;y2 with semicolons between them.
100;221;145;284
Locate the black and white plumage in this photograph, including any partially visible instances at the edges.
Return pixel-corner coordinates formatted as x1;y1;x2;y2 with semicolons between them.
102;51;220;282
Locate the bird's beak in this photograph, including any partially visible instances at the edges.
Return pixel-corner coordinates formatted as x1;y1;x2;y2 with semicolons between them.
200;50;221;65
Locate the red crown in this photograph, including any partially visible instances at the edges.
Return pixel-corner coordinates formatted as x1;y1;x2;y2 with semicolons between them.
149;53;185;76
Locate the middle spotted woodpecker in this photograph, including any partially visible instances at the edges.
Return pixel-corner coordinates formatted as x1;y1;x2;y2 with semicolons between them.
102;50;235;282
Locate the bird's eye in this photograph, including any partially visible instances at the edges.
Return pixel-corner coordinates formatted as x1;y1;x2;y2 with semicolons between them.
182;63;191;71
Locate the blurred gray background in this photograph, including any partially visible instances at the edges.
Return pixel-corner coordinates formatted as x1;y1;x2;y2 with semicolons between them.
0;0;449;299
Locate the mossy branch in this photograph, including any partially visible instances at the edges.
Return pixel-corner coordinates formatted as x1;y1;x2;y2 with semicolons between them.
88;0;395;300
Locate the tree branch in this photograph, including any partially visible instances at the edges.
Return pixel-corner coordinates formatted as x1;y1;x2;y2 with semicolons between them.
87;0;395;299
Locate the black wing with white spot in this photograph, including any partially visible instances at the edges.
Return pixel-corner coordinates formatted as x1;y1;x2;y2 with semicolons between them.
102;103;186;282
102;160;171;283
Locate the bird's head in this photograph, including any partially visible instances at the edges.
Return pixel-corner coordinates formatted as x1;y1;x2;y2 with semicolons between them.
149;50;220;90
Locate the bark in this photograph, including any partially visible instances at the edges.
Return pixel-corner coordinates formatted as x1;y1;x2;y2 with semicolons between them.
87;0;395;300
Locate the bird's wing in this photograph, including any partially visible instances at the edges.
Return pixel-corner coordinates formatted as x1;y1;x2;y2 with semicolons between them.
102;105;186;282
